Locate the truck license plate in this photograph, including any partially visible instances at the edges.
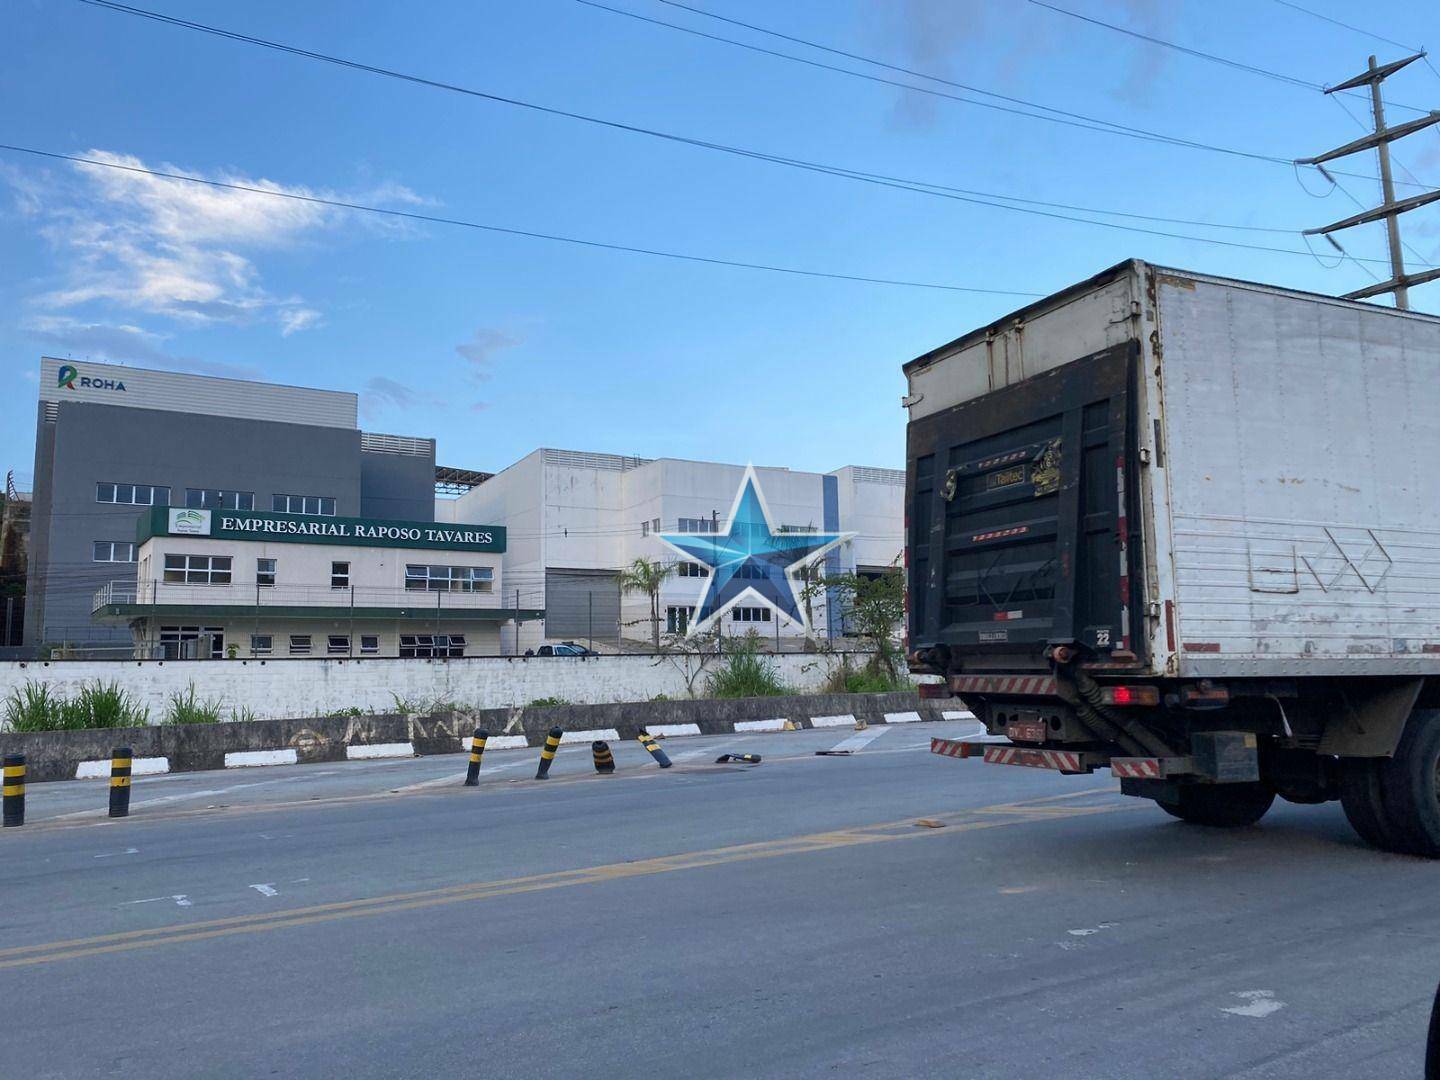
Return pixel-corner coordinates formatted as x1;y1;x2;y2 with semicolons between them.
1006;719;1047;743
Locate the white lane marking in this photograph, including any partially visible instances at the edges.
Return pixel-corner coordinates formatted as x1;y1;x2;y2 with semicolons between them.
126;895;191;907
942;710;977;721
646;723;702;737
225;749;298;768
52;770;347;820
291;878;310;884
559;728;621;744
809;714;856;728
1067;923;1115;937
735;719;787;733
883;711;924;724
1221;991;1286;1019
93;847;140;859
75;757;169;779
390;756;535;793
828;727;891;753
250;883;279;898
346;743;414;760
671;747;718;764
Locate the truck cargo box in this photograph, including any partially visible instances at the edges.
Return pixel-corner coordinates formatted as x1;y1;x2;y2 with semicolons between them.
904;260;1440;680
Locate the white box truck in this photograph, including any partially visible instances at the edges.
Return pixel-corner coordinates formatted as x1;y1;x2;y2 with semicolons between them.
905;259;1440;854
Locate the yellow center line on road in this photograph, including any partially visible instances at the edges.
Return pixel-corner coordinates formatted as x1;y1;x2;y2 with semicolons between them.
0;790;1134;971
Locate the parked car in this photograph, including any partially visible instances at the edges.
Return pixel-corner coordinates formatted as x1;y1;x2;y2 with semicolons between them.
528;641;597;657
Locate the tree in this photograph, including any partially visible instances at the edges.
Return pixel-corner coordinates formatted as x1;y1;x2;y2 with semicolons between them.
617;557;677;650
655;624;722;698
812;565;905;682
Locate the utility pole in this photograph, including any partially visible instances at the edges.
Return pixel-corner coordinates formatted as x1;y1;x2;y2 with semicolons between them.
1299;53;1440;309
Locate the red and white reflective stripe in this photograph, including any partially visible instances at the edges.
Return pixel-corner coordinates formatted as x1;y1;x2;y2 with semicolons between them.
1110;757;1162;779
930;737;969;758
982;745;1083;772
1115;454;1131;651
951;675;1058;696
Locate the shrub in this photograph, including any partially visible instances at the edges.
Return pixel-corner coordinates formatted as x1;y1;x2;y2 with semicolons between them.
820;655;912;695
707;636;790;698
2;680;147;732
70;681;149;728
164;683;224;725
3;682;65;732
526;696;570;708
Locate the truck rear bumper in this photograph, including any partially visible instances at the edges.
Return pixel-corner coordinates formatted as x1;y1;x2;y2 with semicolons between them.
931;737;1200;779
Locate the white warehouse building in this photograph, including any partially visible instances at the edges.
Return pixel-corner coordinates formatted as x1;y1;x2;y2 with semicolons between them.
438;449;903;652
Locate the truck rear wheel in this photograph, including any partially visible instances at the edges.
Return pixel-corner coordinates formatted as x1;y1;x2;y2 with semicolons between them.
1338;757;1399;851
1375;709;1440;858
1157;782;1274;828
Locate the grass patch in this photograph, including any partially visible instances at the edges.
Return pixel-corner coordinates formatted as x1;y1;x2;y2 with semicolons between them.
819;656;913;695
526;696;570;708
707;637;791;698
163;683;224;726
3;680;147;732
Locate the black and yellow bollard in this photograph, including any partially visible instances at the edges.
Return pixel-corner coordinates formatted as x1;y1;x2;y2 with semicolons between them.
638;730;672;769
535;727;563;779
715;753;762;765
592;740;615;774
108;746;132;818
2;754;24;828
464;729;489;786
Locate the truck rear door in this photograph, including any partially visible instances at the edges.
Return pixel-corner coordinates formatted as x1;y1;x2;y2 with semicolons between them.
907;343;1141;663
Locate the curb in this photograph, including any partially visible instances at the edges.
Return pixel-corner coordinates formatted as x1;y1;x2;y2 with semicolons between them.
3;693;975;783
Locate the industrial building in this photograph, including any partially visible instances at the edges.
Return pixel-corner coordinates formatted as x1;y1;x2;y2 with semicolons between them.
89;505;533;658
440;449;904;653
24;357;469;653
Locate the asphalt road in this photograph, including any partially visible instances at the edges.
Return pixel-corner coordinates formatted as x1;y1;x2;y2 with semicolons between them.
2;721;1437;1079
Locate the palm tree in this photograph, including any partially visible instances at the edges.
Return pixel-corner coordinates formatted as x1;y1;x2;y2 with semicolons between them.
617;557;677;650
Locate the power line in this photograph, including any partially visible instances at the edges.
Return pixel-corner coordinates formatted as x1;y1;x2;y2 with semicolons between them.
1027;0;1431;115
72;0;1436;222
10;139;1435;277
1266;0;1418;53
0;143;1048;296
581;0;1270;162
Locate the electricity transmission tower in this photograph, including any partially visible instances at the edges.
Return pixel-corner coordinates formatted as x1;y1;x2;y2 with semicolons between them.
1298;53;1440;310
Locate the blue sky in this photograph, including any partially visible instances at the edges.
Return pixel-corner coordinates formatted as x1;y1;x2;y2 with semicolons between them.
4;0;1439;486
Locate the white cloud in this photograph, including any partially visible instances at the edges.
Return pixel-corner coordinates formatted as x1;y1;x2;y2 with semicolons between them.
19;150;421;337
21;314;263;379
455;327;522;379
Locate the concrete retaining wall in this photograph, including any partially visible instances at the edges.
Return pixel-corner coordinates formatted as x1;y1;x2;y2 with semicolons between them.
0;692;968;782
0;653;904;722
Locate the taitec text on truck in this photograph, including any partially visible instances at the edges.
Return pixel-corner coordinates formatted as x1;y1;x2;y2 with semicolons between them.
906;260;1440;855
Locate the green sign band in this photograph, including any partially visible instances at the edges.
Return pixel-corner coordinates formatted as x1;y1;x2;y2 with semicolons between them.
140;507;505;553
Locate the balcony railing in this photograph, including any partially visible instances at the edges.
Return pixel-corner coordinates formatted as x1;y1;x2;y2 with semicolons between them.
94;579;505;614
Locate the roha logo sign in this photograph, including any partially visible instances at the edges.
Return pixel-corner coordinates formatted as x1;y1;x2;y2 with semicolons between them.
56;363;127;393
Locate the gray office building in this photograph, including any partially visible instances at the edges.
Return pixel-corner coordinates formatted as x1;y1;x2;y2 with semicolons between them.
26;357;440;651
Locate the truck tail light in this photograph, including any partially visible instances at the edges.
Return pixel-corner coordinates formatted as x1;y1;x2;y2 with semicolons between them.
1101;685;1160;707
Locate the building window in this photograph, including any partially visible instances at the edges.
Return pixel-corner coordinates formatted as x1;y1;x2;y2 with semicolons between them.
158;625;223;660
185;488;255;510
666;606;695;635
731;606;771;623
404;565;494;592
162;554;232;585
641;521;649;537
398;634;466;658
256;558;276;588
97;482;169;506
677;517;717;533
92;541;137;563
331;561;350;589
734;563;767;580
327;635;350;655
676;562;710;578
360;635;379;655
272;494;336;516
289;634;312;655
250;634;273;656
